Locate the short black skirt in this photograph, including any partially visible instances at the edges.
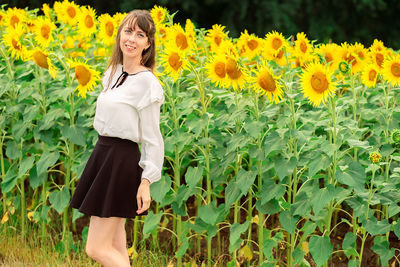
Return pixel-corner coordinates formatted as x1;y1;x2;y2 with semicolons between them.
70;134;148;218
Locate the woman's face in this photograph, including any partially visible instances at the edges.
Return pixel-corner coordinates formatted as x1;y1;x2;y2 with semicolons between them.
119;20;150;63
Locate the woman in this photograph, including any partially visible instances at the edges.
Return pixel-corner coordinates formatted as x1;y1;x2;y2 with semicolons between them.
69;9;164;267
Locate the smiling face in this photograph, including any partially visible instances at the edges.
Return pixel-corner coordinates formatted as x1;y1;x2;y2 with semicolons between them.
119;20;150;63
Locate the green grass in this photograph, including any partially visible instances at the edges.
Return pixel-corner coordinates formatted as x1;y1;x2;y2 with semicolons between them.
0;221;175;267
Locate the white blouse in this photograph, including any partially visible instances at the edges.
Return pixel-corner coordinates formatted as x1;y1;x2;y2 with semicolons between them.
93;64;165;184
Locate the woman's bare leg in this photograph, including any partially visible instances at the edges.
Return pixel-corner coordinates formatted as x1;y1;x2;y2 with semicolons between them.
112;218;130;265
85;216;131;267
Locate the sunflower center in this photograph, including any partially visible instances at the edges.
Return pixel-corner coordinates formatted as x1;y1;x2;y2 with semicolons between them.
376;53;384;67
346;54;357;66
214;61;226;78
159;28;167;38
325;52;333;64
33;51;49;69
157;11;163;22
272;38;282;50
105;21;114;37
247;40;258;51
258;72;276;92
368;69;377;81
310;71;329;94
10;15;19;28
67;7;76;19
85;15;94;29
41;25;50;39
11;38;21;51
176;33;188;50
214;35;222;46
391;63;400;77
300;41;307;53
75;65;91;86
168;52;182;71
226;58;241;80
276;50;284;59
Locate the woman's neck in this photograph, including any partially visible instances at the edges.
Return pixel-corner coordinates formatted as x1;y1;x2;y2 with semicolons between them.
122;58;148;74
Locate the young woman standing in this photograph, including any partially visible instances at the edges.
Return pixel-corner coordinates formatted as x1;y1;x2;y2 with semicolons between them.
70;9;164;267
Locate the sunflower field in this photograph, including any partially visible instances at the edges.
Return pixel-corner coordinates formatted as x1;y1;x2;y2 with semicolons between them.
1;2;400;267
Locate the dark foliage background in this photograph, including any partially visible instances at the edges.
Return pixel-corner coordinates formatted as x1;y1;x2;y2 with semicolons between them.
3;0;400;49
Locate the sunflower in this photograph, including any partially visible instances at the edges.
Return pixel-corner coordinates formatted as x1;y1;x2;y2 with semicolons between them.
315;43;340;71
2;24;28;60
361;64;379;88
33;17;56;48
160;45;188;81
42;3;52;18
216;39;240;59
67;58;100;98
113;12;126;27
185;19;196;43
301;62;336;107
3;7;27;29
237;29;263;60
370;39;385;52
78;6;96;37
224;53;248;91
150;5;168;26
29;48;58;78
54;0;80;26
263;31;289;57
205;24;228;52
156;24;170;46
206;53;228;88
98;14;116;46
293;32;314;66
339;43;366;74
168;24;194;53
382;54;400;87
249;61;283;103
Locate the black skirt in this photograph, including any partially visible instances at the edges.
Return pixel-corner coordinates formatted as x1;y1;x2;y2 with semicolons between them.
70;134;148;218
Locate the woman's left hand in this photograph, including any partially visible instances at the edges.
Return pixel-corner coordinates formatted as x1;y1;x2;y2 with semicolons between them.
137;179;151;214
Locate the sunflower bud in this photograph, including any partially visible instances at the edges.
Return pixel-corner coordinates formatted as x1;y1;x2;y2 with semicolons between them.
391;129;400;145
369;151;381;163
338;61;349;74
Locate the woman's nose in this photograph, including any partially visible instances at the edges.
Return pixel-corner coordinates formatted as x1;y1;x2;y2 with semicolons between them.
128;33;137;42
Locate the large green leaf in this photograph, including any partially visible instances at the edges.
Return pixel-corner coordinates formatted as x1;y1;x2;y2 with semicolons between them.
17;156;35;178
337;162;366;192
198;201;219;225
308;153;331;177
151;174;172;203
236;168;256;196
5;140;19;160
342;232;358;258
309;235;333;267
185;166;203;190
279;210;298;234
229;220;250;253
364;218;391;235
1;167;18;193
61;125;86;146
371;236;395;267
36;150;60;175
143;210;163;238
49;187;70;214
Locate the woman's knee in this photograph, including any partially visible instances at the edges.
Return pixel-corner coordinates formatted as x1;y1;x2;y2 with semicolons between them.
86;242;106;261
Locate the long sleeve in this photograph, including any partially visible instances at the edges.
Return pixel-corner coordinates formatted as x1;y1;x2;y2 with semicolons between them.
137;100;164;184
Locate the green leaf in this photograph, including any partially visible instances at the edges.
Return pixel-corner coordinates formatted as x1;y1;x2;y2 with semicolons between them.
36;150;60;175
342;232;358;258
72;209;84;222
236;168;256;196
198;201;219;225
260;182;286;205
371;236;395;266
18;156;35;178
364;218;391;235
308;154;331;177
151;174;172;203
380;144;395;157
346;139;371;149
244;120;264;139
61;125;87;146
279;210;298;234
5;140;19;160
229;221;250;253
29;165;47;189
49;187;70;214
1;167;18;193
309;236;333;267
256;198;280;215
225;178;243;208
185;166;203;190
337;162;366;192
142;210;163;238
39;108;63;131
393;221;400;239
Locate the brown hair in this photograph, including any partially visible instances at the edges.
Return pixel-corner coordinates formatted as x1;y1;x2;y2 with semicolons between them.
105;10;156;91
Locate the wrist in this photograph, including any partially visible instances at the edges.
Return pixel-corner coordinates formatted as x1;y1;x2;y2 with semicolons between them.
141;178;151;185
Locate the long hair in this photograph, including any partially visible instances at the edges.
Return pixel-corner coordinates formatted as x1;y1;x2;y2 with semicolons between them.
105;10;156;91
